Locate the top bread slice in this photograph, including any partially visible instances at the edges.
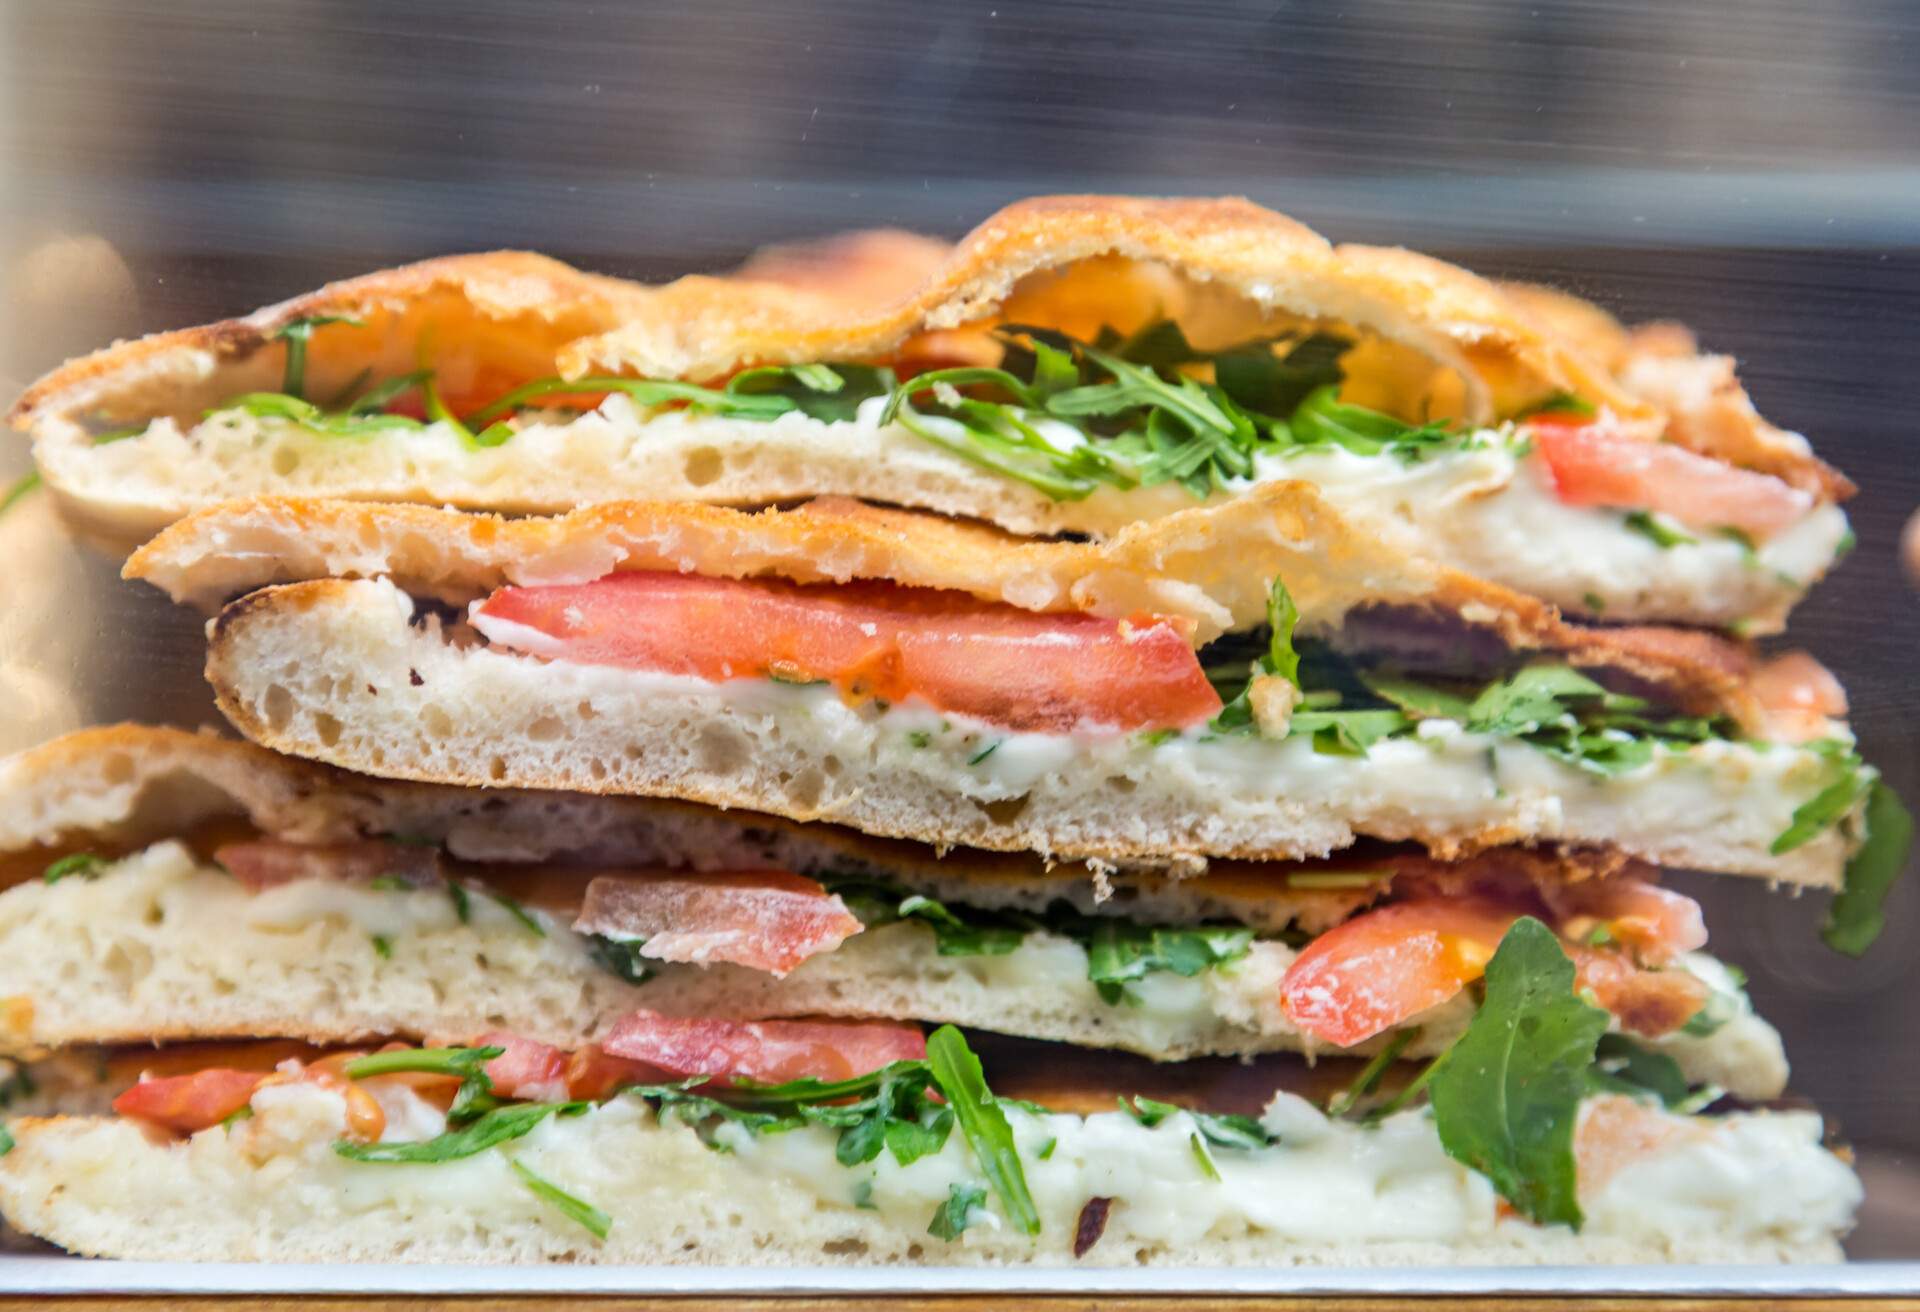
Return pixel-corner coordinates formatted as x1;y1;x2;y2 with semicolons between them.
13;198;1849;633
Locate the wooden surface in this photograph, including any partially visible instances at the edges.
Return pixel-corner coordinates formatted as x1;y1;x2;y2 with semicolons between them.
3;1299;1919;1311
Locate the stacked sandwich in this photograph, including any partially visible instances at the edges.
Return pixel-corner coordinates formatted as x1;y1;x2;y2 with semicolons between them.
0;197;1904;1266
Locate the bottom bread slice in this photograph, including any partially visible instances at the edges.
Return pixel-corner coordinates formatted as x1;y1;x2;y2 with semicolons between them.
0;1078;1857;1265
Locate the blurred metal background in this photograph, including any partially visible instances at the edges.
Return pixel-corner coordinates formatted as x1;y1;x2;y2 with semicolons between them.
1;0;1916;1259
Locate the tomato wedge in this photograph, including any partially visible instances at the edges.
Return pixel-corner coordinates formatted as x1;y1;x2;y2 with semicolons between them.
470;572;1221;734
574;870;863;976
474;1031;571;1101
1532;419;1814;541
1279;898;1522;1047
563;1044;662;1101
213;839;442;891
1751;649;1848;744
602;1010;926;1086
1544;879;1707;962
1564;947;1708;1038
112;1068;267;1134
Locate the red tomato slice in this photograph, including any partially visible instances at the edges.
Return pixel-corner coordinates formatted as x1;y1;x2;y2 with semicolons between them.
112;1068;267;1133
1279;898;1522;1047
564;1044;663;1101
474;1031;570;1100
1544;878;1707;962
1532;420;1813;541
602;1010;926;1086
573;870;863;976
213;839;442;891
470;572;1221;734
1751;649;1848;743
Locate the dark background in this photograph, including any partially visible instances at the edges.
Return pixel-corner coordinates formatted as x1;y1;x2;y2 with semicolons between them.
2;0;1916;1259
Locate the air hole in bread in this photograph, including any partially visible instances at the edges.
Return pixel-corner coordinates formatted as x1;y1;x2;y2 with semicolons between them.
1106;775;1138;794
693;723;749;775
313;713;343;748
527;715;565;743
788;767;825;809
683;446;724;486
488;756;508;782
421;705;453;739
271;447;300;476
575;699;598;722
975;795;1032;826
262;684;294;732
822;1238;869;1256
822;754;843;777
587;758;608;782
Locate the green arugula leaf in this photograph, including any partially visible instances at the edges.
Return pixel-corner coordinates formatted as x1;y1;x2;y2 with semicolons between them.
1624;510;1698;549
926;1026;1039;1236
1774;756;1872;856
1210;576;1301;735
1327;1028;1417;1117
342;1045;504;1082
460;375;796;430
1212;334;1350;416
928;1181;989;1241
1290;708;1409;757
270;314;362;398
485;889;546;937
222;391;426;441
1;470;41;518
335;1100;588;1164
0;1123;12;1157
1588;1033;1691;1108
724;363;895;422
43;852;106;884
1821;780;1914;956
1427;917;1610;1229
370;934;393;959
1081;921;1254;1005
1287;385;1456;455
1356;670;1475;721
346;370;432;415
509;1158;610;1239
447;881;472;925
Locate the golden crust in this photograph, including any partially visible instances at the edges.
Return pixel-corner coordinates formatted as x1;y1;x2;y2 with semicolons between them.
728;228;954;311
565;195;1652;428
133;491;1769;729
9;250;651;431
1499;280;1850;500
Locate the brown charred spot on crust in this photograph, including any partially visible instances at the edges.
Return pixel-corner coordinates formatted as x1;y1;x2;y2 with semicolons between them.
1073;1197;1113;1258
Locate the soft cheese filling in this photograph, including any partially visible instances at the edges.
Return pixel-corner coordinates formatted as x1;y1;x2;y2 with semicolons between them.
75;317;1847;627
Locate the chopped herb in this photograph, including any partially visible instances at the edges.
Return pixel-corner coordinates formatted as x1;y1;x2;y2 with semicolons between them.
218;1104;255;1130
852;1179;877;1210
1582;592;1606;613
1821;780;1914;956
0;1124;12;1156
907;730;932;748
344;1046;505;1082
1624;510;1697;549
1585;923;1615;948
335;1100;588;1164
966;741;1002;765
1037;1136;1057;1161
1;470;40;518
586;934;655;985
486;889;546;937
1081;920;1254;1005
1835;526;1857;559
368;875;412;892
270;314;362;398
928;1181;989;1241
447;881;472;924
1119;1096;1276;1150
927;1026;1039;1236
1189;1132;1222;1181
1426;918;1609;1229
370;934;393;959
510;1159;610;1240
42;852;106;884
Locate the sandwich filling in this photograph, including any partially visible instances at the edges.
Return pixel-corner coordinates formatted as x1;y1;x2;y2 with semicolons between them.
5;930;1858;1261
78;320;1848;628
0;836;1786;1096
